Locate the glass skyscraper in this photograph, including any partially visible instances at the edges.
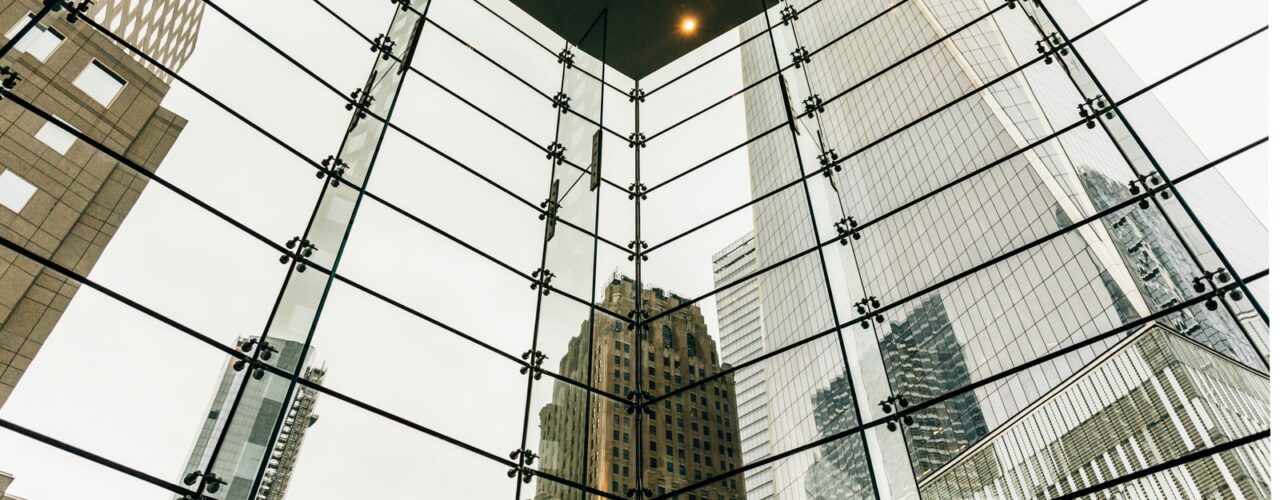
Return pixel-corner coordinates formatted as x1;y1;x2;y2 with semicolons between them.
734;0;1269;497
712;234;774;500
175;338;325;500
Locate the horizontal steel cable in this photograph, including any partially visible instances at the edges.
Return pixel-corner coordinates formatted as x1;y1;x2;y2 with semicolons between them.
648;132;1268;407
656;268;1268;498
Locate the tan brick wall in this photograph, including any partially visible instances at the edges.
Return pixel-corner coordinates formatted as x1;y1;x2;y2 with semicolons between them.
1;0;188;407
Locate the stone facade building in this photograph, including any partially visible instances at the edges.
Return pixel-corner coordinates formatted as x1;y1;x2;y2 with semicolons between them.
536;276;747;499
0;0;201;407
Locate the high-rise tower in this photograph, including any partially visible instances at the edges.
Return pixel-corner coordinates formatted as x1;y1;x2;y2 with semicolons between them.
535;276;748;499
711;233;774;500
737;0;1267;496
176;337;325;500
0;0;202;408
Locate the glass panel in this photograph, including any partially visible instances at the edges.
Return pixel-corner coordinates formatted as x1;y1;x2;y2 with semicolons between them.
278;373;520;499
0;285;233;491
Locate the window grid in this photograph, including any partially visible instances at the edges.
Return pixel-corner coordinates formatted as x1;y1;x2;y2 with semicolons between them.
0;0;1267;499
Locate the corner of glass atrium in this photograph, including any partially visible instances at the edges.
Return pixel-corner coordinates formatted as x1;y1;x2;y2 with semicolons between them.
0;0;1270;498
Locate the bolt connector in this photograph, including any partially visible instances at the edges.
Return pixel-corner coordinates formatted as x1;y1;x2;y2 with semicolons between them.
279;236;317;273
855;296;884;328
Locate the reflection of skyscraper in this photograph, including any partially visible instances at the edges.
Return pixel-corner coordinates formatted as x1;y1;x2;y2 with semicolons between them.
921;323;1270;499
0;0;202;408
738;0;1266;495
711;234;774;500
535;276;747;499
878;294;986;479
1077;166;1251;360
176;338;324;500
803;375;871;500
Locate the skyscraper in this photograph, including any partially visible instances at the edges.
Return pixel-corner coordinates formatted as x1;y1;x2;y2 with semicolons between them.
711;233;774;500
877;294;987;479
0;0;202;408
176;338;325;500
920;323;1270;499
803;375;872;500
535;276;748;499
737;0;1267;496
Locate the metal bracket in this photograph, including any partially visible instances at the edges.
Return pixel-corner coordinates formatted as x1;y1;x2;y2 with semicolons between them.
627;182;648;201
878;394;914;432
530;268;555;296
519;350;548;379
551;92;571;113
628;132;647;149
371;34;397;60
1192;268;1243;311
279;236;317;273
1076;94;1113;130
628;240;649;262
60;0;92;23
834;216;860;244
346;88;375;121
182;471;226;494
790;47;811;68
818;149;841;178
1035;32;1068;65
780;5;799;25
628;87;646;103
317;155;349;187
802;94;825;117
0;67;20;95
545;142;566;164
556;48;575;68
854;296;884;328
1126;172;1169;209
624;389;656;417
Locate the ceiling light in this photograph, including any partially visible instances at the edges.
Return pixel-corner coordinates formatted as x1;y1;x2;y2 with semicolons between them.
680;17;697;34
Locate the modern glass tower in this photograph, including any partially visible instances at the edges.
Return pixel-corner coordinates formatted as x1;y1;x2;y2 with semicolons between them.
921;323;1270;498
175;338;325;500
735;0;1269;496
711;234;774;500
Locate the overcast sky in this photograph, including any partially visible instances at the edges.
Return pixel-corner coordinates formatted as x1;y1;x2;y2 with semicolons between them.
0;0;1269;498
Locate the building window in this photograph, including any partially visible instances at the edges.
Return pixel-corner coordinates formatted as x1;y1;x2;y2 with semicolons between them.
4;14;65;62
662;325;672;348
686;333;698;357
34;117;77;155
0;169;38;213
73;60;127;107
614;319;622;332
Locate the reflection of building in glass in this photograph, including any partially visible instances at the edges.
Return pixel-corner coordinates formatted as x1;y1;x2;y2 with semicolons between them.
921;323;1270;499
176;338;325;500
803;375;872;500
740;0;1267;494
878;294;986;478
0;0;201;409
711;233;774;500
535;276;746;499
1077;166;1252;361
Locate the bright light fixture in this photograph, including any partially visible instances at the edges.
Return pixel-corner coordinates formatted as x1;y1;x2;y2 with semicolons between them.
680;17;697;33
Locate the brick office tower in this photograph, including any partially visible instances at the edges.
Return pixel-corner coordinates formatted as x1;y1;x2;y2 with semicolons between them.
536;276;748;499
0;0;203;407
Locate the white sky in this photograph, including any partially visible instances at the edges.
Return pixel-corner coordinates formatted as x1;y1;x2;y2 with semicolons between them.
0;0;1270;498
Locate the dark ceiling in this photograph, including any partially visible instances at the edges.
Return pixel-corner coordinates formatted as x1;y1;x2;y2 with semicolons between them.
510;0;777;80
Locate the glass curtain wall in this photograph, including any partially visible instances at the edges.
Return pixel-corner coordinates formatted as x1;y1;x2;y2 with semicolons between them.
0;0;1268;498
